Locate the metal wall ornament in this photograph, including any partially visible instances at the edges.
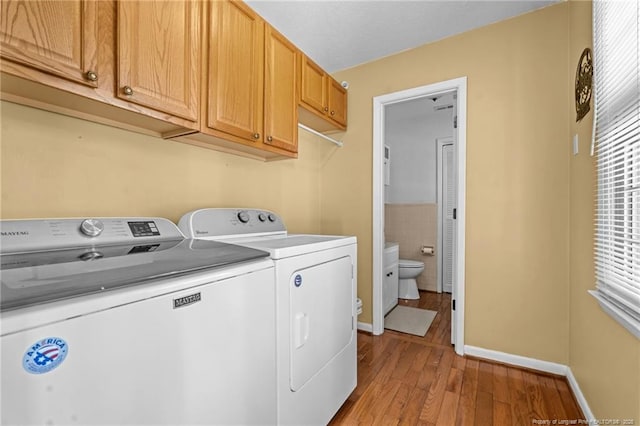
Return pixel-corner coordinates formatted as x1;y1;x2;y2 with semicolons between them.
575;47;593;122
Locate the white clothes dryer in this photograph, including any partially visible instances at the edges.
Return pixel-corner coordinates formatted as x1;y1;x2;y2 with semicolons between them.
179;208;357;425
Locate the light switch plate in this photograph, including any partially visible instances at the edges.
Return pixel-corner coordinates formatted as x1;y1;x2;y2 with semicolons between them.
573;134;579;155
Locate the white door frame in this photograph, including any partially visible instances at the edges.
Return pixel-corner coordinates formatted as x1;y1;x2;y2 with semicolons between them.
372;77;467;356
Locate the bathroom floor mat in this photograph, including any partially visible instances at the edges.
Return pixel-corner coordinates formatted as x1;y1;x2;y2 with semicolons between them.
384;306;438;336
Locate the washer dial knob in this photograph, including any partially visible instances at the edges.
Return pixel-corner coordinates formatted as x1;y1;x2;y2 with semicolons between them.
258;213;267;222
267;213;276;222
80;219;104;237
237;211;250;223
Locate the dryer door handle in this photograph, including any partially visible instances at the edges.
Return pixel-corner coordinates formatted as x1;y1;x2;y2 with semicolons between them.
293;312;309;349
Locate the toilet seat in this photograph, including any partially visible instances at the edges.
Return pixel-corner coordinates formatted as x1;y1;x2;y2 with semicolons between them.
399;259;424;268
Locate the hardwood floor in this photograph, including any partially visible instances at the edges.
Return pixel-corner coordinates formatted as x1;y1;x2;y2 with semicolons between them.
329;291;584;425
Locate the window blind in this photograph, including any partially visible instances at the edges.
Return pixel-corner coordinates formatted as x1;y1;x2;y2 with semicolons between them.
591;0;640;338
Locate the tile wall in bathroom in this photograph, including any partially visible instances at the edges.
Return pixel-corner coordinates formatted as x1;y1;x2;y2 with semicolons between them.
385;203;437;292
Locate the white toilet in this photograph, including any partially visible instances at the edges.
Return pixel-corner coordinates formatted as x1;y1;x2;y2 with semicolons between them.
398;259;424;300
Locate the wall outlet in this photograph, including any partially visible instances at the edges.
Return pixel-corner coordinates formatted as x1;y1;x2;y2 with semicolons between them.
573;134;579;156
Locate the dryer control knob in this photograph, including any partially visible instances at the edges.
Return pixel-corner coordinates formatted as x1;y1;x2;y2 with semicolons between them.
80;219;104;237
258;213;267;222
267;213;276;222
237;211;250;223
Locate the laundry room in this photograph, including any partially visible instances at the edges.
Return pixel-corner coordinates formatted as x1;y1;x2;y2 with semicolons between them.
1;0;639;424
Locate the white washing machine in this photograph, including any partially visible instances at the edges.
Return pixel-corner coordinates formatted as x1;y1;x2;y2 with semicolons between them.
1;217;277;425
179;208;357;425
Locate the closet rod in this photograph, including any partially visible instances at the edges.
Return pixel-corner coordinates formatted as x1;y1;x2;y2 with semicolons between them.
297;123;343;147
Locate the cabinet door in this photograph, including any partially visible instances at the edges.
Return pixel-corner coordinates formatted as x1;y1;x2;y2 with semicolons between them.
300;55;326;115
207;0;264;142
118;1;200;122
264;26;298;153
328;77;347;127
0;0;99;87
383;264;399;316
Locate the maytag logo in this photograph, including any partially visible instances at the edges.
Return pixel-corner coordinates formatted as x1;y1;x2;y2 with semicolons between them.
195;230;208;235
1;231;29;236
173;292;201;309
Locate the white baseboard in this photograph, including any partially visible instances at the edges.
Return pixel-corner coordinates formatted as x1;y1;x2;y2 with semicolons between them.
566;367;596;421
464;345;567;375
357;321;373;333
463;345;594;420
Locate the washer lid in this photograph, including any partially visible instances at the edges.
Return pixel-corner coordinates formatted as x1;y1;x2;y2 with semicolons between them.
399;259;424;268
0;239;269;312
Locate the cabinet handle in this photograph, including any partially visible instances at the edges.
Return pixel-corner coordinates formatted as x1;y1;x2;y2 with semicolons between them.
85;70;98;82
123;86;133;96
330;111;335;116
323;107;329;112
266;136;273;142
253;133;260;140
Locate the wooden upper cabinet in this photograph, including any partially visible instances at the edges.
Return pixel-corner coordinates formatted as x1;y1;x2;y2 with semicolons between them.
300;55;326;115
118;1;200;122
206;0;264;142
299;53;347;131
264;25;298;153
328;77;347;127
0;0;99;87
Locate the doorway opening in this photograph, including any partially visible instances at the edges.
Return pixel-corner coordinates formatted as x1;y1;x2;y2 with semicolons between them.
372;77;467;356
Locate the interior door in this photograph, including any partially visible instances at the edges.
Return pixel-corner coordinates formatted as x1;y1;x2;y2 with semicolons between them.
290;256;353;391
437;135;457;345
441;143;455;294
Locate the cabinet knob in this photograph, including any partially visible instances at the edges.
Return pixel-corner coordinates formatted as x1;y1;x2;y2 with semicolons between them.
323;107;329;112
253;133;260;140
266;136;273;142
85;70;98;82
330;111;335;116
123;86;133;96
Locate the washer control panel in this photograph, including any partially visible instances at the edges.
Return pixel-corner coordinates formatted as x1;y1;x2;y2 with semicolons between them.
179;208;286;238
0;217;183;254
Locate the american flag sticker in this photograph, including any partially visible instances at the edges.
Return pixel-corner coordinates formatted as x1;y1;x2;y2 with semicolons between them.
23;337;69;375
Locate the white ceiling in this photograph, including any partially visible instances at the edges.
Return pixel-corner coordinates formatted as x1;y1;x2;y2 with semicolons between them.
246;0;560;73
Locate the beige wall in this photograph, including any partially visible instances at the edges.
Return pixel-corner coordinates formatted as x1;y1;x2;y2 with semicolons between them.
385;203;437;291
328;3;571;364
0;100;334;232
567;1;640;420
